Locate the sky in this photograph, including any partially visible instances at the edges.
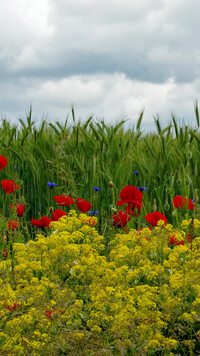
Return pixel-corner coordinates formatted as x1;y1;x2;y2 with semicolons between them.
0;0;200;130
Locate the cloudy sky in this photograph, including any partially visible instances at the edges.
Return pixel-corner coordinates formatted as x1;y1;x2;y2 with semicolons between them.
0;0;200;129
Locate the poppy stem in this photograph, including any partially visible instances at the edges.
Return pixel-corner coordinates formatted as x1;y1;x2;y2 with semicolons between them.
2;193;8;215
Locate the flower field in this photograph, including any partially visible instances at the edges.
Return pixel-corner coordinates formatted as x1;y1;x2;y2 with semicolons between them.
1;108;200;355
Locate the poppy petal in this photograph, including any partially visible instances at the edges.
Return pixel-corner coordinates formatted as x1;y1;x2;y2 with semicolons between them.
31;216;52;228
52;209;67;221
125;204;142;216
1;180;20;194
8;220;20;230
76;198;92;213
10;204;25;217
0;156;7;171
112;211;131;228
54;194;75;206
120;186;143;202
145;211;167;226
173;196;195;210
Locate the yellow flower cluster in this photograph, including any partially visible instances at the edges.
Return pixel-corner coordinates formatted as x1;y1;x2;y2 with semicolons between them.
0;215;200;355
181;218;200;229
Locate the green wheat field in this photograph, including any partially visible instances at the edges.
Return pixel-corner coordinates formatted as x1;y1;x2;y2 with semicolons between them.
1;104;200;355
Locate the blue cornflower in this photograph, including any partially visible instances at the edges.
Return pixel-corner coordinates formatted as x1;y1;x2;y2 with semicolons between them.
137;187;147;192
93;187;101;191
14;166;20;170
89;211;99;216
134;171;139;176
47;182;58;189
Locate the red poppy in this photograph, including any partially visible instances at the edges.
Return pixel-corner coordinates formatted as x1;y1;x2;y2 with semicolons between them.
0;156;7;171
177;240;184;246
169;235;184;246
145;211;167;226
173;196;195;210
169;236;177;245
113;211;131;228
54;194;75;206
187;234;191;243
3;250;8;258
123;228;129;234
137;227;152;231
31;216;52;228
45;309;62;319
76;198;91;213
117;186;143;215
52;209;67;221
8;220;20;230
4;303;19;311
1;180;20;194
125;202;143;216
10;204;25;217
87;217;97;226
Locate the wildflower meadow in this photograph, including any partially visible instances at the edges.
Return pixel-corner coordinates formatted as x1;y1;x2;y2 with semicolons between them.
1;106;200;355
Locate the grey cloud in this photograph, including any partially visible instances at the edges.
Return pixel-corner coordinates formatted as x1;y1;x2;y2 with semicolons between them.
7;50;193;84
49;0;164;25
0;0;199;85
0;73;198;129
22;1;200;84
0;0;199;127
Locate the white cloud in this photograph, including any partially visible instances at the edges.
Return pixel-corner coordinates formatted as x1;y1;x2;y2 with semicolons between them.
0;0;54;70
0;0;199;128
0;73;199;130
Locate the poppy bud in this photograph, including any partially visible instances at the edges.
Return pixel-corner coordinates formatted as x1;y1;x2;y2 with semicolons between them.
49;206;53;214
164;203;170;211
111;207;117;214
133;207;138;216
109;181;114;188
164;194;170;211
3;250;8;258
153;199;157;212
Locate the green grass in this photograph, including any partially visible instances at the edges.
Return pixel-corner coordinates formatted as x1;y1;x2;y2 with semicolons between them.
0;103;200;239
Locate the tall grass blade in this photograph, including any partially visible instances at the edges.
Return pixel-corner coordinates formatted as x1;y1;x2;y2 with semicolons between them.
136;110;144;132
194;100;200;128
71;105;76;123
154;115;162;135
172;115;179;138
